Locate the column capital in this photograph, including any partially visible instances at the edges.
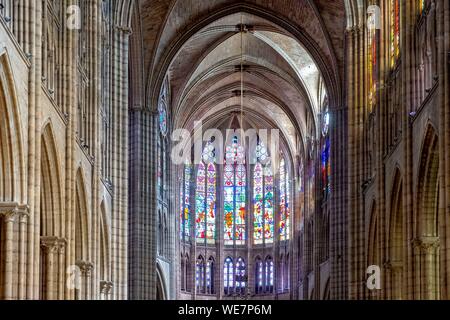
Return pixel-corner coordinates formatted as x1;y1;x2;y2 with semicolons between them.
0;202;29;222
100;280;114;294
115;25;132;35
57;238;67;254
76;261;94;276
412;236;440;253
383;260;403;272
41;236;62;254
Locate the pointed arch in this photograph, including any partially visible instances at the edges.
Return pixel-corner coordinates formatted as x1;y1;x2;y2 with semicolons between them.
195;255;206;294
39;122;64;300
367;200;379;300
255;256;263;295
388;167;404;299
75;169;89;262
40;123;63;237
206;256;215;294
415;124;440;299
417;124;439;237
156;262;168;300
323;278;331;300
99;201;111;282
0;51;25;203
367;201;379;267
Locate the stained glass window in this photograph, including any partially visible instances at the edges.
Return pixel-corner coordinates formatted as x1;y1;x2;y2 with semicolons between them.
206;164;216;244
180;165;191;240
236;257;246;294
224;257;234;295
321;110;331;198
195;162;206;240
279;158;290;241
367;2;379;108
206;258;214;294
322;138;331;197
253;163;264;244
253;142;273;245
265;257;274;293
196;256;205;293
255;258;264;294
298;158;304;193
390;0;400;67
196;144;216;245
264;167;274;243
308;161;315;217
224;136;246;246
419;0;425;14
158;104;167;135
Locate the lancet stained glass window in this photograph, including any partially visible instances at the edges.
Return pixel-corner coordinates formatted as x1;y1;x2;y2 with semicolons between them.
265;257;274;293
255;258;264;294
253;143;274;245
236;257;246;294
321;110;331;198
224;257;234;295
279;158;291;241
390;0;400;67
367;2;379;108
196;256;205;293
196;144;216;244
419;0;425;14
180;165;191;239
158;81;168;136
224;136;246;246
206;258;214;294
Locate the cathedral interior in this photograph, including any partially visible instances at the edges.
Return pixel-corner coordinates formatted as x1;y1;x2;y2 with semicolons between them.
0;0;449;301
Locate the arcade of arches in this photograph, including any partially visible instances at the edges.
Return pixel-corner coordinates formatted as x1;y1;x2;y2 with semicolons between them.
0;0;449;300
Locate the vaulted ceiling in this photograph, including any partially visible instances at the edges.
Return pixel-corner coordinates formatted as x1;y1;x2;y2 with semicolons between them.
129;0;357;157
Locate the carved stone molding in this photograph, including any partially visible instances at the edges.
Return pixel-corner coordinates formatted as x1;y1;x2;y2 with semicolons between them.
76;261;95;276
0;202;29;223
412;237;440;254
41;236;62;254
100;280;114;294
383;260;403;272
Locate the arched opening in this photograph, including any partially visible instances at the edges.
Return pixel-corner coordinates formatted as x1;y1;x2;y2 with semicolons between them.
367;202;379;300
0;52;25;297
416;125;440;300
0;50;24;205
207;257;215;295
99;201;111;300
75;169;89;300
39;124;63;300
389;170;404;300
323;279;331;300
156;264;168;301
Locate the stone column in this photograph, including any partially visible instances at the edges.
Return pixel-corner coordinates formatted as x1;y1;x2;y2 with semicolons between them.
41;237;61;300
0;203;29;300
85;262;94;299
412;237;440;299
100;280;113;300
76;261;94;300
384;260;403;300
421;237;440;300
0;205;17;300
18;208;29;300
57;239;66;300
